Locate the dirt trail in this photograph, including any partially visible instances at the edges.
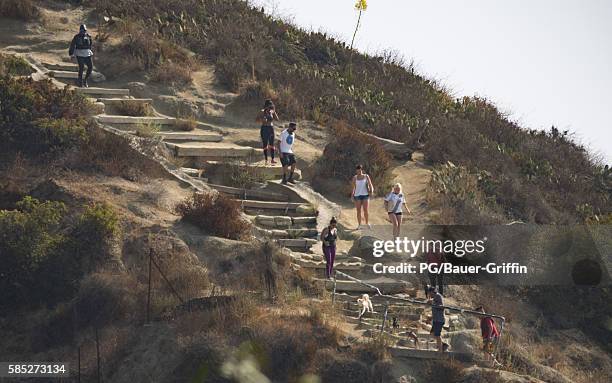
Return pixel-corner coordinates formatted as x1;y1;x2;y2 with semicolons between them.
338;152;437;232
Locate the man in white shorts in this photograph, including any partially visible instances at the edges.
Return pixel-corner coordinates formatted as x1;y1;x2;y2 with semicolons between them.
276;122;297;185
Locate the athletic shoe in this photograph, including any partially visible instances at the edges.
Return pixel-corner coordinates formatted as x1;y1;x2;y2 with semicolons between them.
287;178;296;184
271;159;277;164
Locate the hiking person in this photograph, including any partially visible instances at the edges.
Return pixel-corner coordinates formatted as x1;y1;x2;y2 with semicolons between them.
428;286;446;353
320;217;338;279
276;122;297;184
256;99;279;165
475;306;501;365
69;24;93;87
350;165;374;229
384;183;411;237
425;250;446;296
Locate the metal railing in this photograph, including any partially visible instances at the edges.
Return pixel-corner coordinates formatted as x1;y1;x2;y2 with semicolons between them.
332;270;506;354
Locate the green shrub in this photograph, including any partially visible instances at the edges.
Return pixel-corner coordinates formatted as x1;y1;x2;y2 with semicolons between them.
427;162;504;224
134;121;161;138
78;203;120;240
0;54;34;76
0;197;123;309
175;192;251;240
0;77;90;154
74;272;141;328
0;196;66;308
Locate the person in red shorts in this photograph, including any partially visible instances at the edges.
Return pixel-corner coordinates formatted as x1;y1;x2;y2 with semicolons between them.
476;306;502;366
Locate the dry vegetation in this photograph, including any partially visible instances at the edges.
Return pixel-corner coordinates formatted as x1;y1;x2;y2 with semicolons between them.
175;117;197;131
314;120;393;194
0;0;40;20
112;100;154;116
0;53;35;76
175;192;251;240
94;18;197;86
89;0;611;226
212;161;269;189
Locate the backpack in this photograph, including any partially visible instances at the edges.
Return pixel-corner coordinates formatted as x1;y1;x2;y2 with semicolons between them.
75;33;92;50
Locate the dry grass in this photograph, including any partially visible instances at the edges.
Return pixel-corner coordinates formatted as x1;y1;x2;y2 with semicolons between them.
134;121;160;138
95;17;197;85
175;192;251;240
73;124;167;179
175;117;197;132
215;161;268;189
314;121;393;194
141;180;168;207
90;0;612;226
113;100;153;116
150;61;193;87
74;272;143;329
0;0;40;20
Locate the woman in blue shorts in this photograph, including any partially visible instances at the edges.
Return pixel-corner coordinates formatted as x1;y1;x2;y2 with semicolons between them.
351;165;375;229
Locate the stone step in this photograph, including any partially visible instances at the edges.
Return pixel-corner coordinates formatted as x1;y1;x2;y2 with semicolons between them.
257;227;319;239
276;238;318;250
333;290;419;302
75;87;130;96
286;251;362;264
252;215;317;229
317;278;410;294
345;317;437;345
343;308;422;322
48;70;105;82
201;160;302;180
96;97;153;105
168;143;256;158
341;309;383;319
235;199;306;211
344;302;426;315
96;115;176;125
347;318;450;346
390;347;460;360
43;62;80;71
158;131;223;143
181;167;204;178
295;259;364;271
209;183;288;202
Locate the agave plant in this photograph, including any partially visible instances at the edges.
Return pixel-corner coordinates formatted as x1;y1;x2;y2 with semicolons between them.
350;0;368;50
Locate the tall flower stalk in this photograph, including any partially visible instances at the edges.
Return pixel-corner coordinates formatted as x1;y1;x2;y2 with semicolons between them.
350;0;368;50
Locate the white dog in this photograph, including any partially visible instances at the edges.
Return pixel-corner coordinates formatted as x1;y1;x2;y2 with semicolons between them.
357;294;374;318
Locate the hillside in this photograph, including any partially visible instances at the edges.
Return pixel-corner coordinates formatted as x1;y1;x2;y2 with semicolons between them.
1;1;611;383
92;0;611;225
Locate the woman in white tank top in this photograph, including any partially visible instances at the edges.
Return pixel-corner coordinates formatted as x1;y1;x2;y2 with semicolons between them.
351;164;375;229
384;183;411;237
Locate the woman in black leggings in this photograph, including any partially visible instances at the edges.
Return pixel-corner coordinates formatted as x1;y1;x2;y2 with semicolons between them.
256;99;279;165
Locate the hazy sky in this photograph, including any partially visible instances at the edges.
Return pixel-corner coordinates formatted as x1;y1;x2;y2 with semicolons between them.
253;0;612;163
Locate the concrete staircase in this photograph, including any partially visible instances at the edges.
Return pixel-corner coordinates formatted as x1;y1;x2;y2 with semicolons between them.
36;58;324;254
